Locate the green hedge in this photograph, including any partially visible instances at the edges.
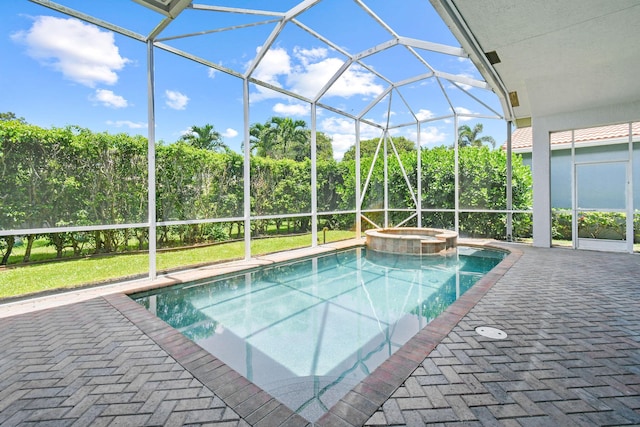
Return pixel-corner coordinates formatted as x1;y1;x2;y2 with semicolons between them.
1;120;532;263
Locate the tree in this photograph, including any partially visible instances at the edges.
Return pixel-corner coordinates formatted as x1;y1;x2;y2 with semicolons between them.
250;117;308;160
1;112;26;123
270;117;307;159
250;118;334;161
249;121;274;157
317;159;347;212
180;124;227;152
457;123;496;148
295;130;333;162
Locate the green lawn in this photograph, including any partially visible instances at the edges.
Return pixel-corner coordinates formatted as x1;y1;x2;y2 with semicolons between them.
0;230;356;300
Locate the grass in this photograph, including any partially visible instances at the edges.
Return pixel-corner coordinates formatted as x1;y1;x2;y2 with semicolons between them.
0;230;356;300
7;238;60;264
5;230;633;301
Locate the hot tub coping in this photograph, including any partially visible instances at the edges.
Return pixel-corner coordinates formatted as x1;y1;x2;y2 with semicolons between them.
365;227;458;255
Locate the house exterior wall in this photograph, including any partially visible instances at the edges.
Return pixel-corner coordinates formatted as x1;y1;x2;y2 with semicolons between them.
520;141;640;209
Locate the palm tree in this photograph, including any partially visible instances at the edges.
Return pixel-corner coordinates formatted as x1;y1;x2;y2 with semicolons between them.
180;124;227;151
457;123;496;148
270;116;307;159
249;122;275;157
250;117;308;159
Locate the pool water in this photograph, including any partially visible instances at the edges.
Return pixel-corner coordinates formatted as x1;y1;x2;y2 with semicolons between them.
132;246;505;422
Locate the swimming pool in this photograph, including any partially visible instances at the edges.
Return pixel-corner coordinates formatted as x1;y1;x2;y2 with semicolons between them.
132;246;505;422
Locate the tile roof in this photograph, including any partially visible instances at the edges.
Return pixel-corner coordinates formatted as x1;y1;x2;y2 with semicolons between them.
507;122;640;151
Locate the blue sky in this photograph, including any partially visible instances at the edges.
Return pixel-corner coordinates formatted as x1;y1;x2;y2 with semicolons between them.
1;0;507;160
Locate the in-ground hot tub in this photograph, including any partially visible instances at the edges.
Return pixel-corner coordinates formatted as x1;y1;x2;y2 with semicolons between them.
365;227;457;255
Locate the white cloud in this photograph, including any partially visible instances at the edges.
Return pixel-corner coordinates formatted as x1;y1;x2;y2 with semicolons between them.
320;117;445;157
324;64;384;98
179;126;193;137
287;59;384;100
360;123;385;140
273;102;309;116
252;46;291;86
92;89;128;108
319;117;354;160
319;117;382;160
249;46;384;102
12;16;129;87
222;128;238;138
320;116;353;134
293;46;328;66
207;67;217;79
165;90;189;110
454;106;472;115
452;106;474;121
416;109;434;121
408;125;449;146
106;120;146;129
286;57;343;98
249;47;292;102
329;134;355;160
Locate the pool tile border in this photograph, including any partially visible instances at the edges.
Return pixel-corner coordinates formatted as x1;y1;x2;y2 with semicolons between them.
106;241;521;427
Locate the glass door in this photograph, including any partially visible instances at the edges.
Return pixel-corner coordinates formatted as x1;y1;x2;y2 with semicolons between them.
574;160;632;252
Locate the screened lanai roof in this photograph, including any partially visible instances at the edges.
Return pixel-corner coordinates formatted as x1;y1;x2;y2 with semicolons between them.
432;0;640;127
27;0;506;151
26;0;640;145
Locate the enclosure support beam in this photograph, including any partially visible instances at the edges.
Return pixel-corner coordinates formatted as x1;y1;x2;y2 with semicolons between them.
627;123;634;253
417;122;422;228
383;93;393;228
506;120;513;241
311;104;318;247
383;132;389;228
355;121;361;237
146;40;157;280
453;114;459;234
243;78;252;260
571;130;577;249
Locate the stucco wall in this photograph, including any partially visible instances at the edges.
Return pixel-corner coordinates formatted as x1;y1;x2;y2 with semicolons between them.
520;141;640;209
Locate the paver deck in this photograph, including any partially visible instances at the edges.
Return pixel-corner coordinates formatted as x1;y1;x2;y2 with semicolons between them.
1;242;639;426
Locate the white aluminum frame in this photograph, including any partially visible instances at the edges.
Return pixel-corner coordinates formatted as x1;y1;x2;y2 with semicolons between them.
571;125;634;253
9;0;520;280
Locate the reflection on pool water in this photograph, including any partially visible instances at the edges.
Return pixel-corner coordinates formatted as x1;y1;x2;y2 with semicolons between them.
131;246;505;422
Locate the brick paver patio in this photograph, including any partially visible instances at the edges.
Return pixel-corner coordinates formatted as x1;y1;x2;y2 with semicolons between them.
1;243;639;426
